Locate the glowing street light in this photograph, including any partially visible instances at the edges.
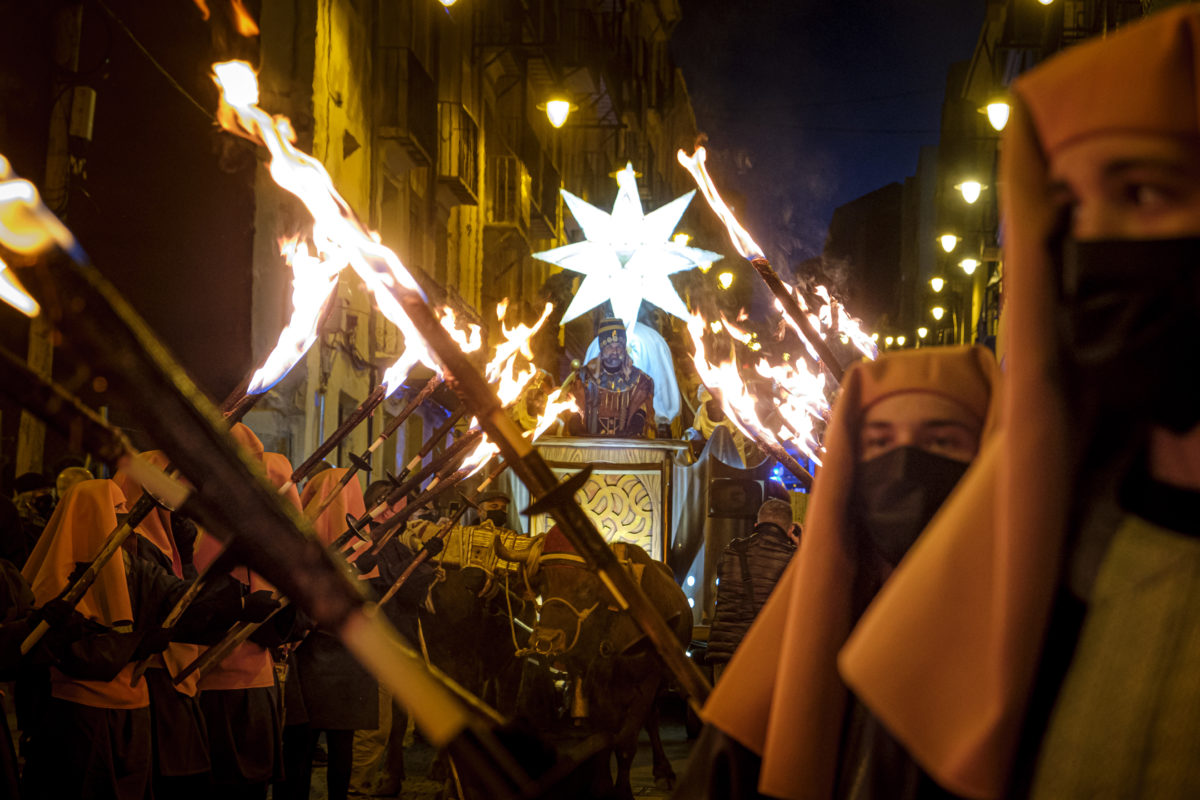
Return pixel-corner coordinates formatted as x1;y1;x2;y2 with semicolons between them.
930;277;945;293
917;326;929;339
960;258;980;275
1037;0;1054;5
871;332;879;342
438;0;457;5
896;335;906;346
983;100;1010;132
956;180;983;204
939;234;959;253
673;233;691;247
931;306;946;321
885;336;895;347
717;271;734;290
539;98;578;129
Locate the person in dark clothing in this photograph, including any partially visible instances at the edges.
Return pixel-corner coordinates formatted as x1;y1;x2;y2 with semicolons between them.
18;479;246;800
347;480;438;795
707;499;799;681
277;469;378;800
11;473;53;566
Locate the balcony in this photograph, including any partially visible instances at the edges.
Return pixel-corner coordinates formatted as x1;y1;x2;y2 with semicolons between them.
378;48;437;170
436;102;480;206
529;150;561;240
486;154;531;234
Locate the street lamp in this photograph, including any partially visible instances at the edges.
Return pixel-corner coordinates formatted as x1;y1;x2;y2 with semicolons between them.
885;336;895;347
673;233;691;247
956;180;984;204
930;277;945;293
438;0;457;5
959;258;980;275
1037;0;1054;5
717;271;734;290
983;100;1010;132
539;97;578;129
931;306;946;321
871;332;879;342
918;326;929;339
939;233;959;253
896;335;906;347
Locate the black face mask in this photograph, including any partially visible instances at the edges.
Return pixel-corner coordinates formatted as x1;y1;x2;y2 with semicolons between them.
1060;237;1200;433
851;446;970;566
484;509;509;528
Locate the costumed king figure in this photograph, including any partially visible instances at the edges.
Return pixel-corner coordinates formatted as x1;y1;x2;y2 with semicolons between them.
569;318;655;438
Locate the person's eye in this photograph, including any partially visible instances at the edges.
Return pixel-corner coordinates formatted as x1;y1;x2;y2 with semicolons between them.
1124;182;1176;210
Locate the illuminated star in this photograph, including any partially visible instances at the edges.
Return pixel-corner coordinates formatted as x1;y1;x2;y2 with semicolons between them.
533;163;722;330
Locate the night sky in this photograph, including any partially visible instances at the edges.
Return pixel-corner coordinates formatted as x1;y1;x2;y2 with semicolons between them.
672;0;986;269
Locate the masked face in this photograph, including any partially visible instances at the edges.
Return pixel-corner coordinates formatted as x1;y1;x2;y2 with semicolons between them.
484;509;509;527
1059;237;1200;432
852;446;970;566
854;391;982;565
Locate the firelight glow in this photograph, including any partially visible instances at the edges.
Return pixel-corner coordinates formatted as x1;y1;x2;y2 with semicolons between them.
211;60;488;397
532;162;721;330
0;257;39;317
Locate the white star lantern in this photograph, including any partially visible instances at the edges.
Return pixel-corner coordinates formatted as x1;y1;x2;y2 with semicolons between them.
533;163;722;330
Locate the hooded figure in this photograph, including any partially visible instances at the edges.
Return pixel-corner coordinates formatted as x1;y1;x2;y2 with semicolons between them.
19;479;205;799
278;468;377;800
113;451;237;799
195;423;291;798
689;346;999;800
838;8;1200;799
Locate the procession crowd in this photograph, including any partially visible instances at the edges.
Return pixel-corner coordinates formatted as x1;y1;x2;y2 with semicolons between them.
3;6;1200;800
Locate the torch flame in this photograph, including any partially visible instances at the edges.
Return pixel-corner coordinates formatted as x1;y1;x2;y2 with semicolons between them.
687;312;825;465
484;300;553;407
211;61;480;396
246;237;342;394
192;0;259;36
676;147;763;261
529;385;578;441
0;256;39;317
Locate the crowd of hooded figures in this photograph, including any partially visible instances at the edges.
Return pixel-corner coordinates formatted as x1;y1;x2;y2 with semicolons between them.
6;7;1200;800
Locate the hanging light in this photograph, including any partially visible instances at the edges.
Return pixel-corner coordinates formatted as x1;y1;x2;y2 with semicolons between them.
870;332;879;342
539;97;578;129
885;336;895;347
930;277;945;293
673;233;691;247
956;180;983;204
960;258;980;275
438;0;458;6
717;271;734;290
896;335;906;346
1037;0;1054;5
917;326;929;339
939;233;959;253
983;100;1010;132
931;306;946;321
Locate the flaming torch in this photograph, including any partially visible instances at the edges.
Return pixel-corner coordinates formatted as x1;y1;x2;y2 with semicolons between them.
207;60;710;708
677;146;860;382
